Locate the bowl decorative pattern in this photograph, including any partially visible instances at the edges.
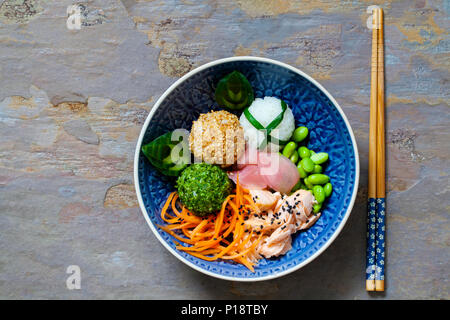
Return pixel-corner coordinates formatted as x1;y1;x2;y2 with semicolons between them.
136;58;358;281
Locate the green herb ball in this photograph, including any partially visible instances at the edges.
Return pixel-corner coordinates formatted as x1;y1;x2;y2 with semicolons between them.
176;163;232;217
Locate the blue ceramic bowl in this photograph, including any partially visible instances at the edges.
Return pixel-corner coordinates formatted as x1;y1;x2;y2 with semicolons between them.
134;57;359;281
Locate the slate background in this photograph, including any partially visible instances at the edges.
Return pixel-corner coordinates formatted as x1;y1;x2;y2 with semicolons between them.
0;0;448;299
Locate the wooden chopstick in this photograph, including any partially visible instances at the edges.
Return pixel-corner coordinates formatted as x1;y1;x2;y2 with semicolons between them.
366;7;379;292
375;8;385;292
365;7;386;292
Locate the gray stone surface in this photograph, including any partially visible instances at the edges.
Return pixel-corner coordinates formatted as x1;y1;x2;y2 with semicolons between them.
0;0;449;299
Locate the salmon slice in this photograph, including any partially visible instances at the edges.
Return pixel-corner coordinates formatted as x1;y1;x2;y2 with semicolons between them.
256;221;295;258
254;189;320;259
299;212;322;230
274;189;316;228
249;190;281;211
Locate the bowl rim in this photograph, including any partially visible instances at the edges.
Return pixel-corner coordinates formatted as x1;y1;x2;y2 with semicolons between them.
134;56;360;282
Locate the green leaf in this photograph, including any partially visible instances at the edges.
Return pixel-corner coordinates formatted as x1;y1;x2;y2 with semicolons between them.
214;71;254;110
141;131;189;176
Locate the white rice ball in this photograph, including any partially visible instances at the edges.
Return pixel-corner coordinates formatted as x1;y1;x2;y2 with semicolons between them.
239;96;295;152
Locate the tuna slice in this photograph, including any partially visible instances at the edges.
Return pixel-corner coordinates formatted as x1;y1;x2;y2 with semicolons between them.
236;147;259;169
258;152;300;194
228;164;267;189
230;149;300;194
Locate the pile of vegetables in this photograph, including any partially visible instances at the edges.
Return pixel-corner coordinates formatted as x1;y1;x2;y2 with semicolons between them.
158;177;263;272
140;70;338;272
280;126;333;213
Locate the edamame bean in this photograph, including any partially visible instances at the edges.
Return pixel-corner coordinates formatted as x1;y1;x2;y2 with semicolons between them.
289;152;299;163
310;152;329;164
297;162;307;178
282;141;297;158
324;183;333;197
298;146;311;159
304;176;314;190
300;157;315;173
308;174;330;185
293;126;308;142
313;185;325;203
313;164;323;174
313;203;322;214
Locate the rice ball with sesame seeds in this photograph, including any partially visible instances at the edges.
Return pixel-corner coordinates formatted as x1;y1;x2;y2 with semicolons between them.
189;110;245;167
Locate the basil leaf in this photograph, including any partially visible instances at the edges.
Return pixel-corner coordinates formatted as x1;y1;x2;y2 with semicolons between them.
215;71;254;110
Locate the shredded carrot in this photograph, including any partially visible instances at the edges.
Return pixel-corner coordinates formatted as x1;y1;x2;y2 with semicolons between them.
157;174;267;272
190;219;210;240
243;195;259;212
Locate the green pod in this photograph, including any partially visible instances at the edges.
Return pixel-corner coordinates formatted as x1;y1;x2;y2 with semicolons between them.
282;141;297;158
313;185;325;203
313;164;323;174
297;162;307;178
313;203;322;214
293;126;309;142
324;183;333;197
300;157;315;173
310;152;329;164
289;152;299;164
308;174;330;185
304;177;314;190
298;146;311;159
